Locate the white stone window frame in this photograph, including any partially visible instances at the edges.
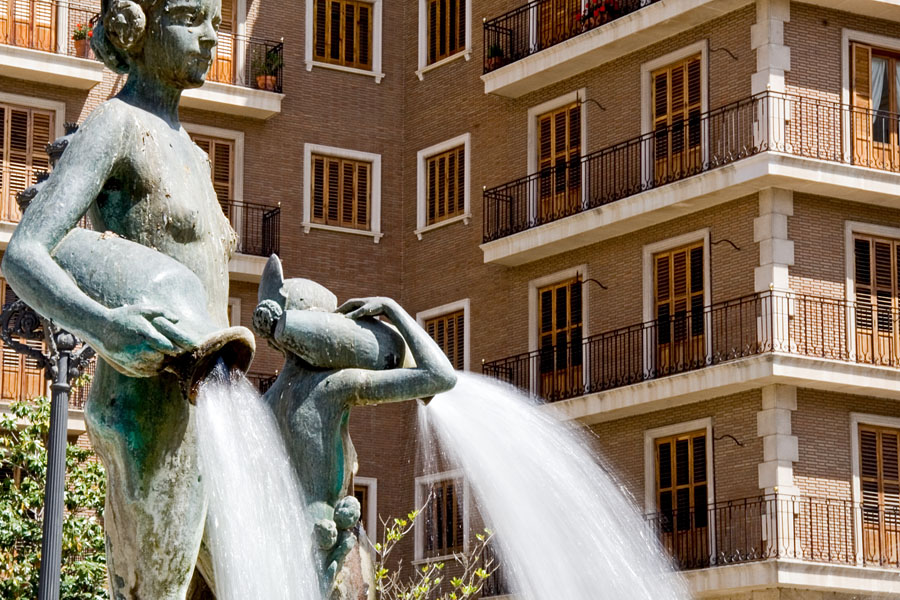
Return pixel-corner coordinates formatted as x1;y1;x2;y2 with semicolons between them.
305;0;385;83
643;417;716;563
642;228;712;375
850;412;900;564
302;143;383;243
527;264;590;396
0;92;65;239
353;476;379;537
415;0;472;80
413;469;469;562
525;88;589;224
227;297;241;326
843;220;900;361
841;30;900;163
415;133;471;239
183;122;247;250
640;40;709;188
416;298;470;371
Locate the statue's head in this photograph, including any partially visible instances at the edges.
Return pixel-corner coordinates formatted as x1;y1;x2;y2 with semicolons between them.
253;255;338;340
92;0;220;87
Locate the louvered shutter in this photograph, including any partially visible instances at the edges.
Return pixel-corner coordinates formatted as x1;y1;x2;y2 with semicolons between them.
0;281;45;402
33;0;54;51
427;0;464;65
656;430;709;567
425;311;465;370
314;0;327;59
425;146;465;226
357;3;371;68
653;56;702;183
655;243;705;372
210;0;234;83
537;104;580;219
853;236;900;364
427;0;437;64
860;426;900;564
1;104;54;223
0;0;9;43
311;154;370;230
853;44;873;167
537;278;583;398
191;134;234;208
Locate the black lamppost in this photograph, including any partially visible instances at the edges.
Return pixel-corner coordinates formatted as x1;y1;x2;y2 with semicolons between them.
0;300;95;600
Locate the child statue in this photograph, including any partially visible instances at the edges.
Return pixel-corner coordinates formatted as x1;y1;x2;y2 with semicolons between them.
2;0;245;597
253;256;457;598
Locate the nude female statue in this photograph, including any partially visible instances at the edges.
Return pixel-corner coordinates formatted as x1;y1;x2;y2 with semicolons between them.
2;0;235;597
253;256;457;598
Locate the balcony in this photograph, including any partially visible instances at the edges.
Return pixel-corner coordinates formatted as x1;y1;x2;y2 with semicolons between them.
482;92;900;264
483;0;658;74
181;34;285;119
483;291;900;405
646;493;900;594
220;200;280;258
0;0;104;88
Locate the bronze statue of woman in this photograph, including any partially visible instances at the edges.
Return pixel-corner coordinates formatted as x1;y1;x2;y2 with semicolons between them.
3;0;238;597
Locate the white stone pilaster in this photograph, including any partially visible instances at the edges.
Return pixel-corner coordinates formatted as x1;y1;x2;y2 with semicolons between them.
751;0;790;95
755;189;793;351
758;384;798;558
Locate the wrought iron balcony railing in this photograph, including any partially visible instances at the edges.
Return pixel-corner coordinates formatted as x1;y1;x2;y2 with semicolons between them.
220;200;280;257
646;494;900;571
483;291;900;403
481;542;513;598
206;33;284;93
483;91;900;243
0;0;99;59
483;0;660;74
246;372;278;395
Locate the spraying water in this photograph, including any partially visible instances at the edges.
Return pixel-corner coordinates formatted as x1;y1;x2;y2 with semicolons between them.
420;372;689;600
196;366;321;600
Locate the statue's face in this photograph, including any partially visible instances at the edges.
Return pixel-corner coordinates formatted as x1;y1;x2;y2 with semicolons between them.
143;0;221;88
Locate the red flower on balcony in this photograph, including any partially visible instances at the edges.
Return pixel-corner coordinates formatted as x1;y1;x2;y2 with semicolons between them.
576;0;627;32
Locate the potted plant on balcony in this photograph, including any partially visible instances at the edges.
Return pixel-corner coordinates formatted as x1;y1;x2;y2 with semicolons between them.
253;50;282;92
486;44;505;70
72;23;92;58
575;0;625;33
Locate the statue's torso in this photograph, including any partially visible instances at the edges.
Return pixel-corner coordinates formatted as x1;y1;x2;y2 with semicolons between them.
89;101;236;326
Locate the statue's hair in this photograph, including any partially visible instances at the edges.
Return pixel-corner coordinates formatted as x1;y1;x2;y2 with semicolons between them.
91;0;165;74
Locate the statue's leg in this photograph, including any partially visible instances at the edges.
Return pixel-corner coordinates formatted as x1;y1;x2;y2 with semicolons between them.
85;361;206;600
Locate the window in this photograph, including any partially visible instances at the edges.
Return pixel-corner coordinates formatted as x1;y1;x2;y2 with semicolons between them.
0;102;53;223
425;146;464;227
852;43;900;170
353;476;377;535
0;0;55;52
651;54;702;184
653;241;705;375
227;297;241;326
655;430;709;568
427;0;465;65
853;236;900;365
191;133;235;204
313;0;373;71
0;279;45;403
208;0;236;84
417;475;465;559
537;102;581;222
537;277;582;400
303;144;382;240
859;424;900;565
424;310;464;370
310;154;370;231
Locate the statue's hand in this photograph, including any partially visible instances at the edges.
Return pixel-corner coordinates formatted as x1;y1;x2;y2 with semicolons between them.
94;305;193;369
336;297;398;320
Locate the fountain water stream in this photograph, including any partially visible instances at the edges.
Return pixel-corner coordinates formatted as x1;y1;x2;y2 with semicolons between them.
196;366;321;600
419;372;689;600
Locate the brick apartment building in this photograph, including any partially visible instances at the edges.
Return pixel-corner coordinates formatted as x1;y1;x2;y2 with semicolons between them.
2;0;900;597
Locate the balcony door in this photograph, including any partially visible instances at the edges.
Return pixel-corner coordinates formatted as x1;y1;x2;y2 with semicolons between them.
852;44;900;171
209;0;235;83
0;0;55;52
0;281;45;403
537;102;581;223
536;0;579;51
853;236;900;366
656;430;709;569
538;277;582;400
654;242;705;376
859;425;900;566
652;55;703;186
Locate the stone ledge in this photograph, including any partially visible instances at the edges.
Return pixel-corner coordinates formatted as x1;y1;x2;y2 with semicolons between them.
0;44;104;90
181;80;284;119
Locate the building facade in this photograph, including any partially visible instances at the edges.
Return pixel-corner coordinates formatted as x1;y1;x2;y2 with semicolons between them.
2;0;900;597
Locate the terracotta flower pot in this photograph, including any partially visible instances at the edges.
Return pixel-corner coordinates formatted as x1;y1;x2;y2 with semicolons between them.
74;38;90;59
256;75;277;91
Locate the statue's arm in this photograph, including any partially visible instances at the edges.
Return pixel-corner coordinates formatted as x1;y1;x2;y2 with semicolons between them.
2;104;182;360
333;297;457;405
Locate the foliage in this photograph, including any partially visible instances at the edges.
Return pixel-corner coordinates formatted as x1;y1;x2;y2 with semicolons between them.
252;49;284;76
374;507;495;600
486;44;503;59
72;23;93;41
0;398;108;600
574;0;628;30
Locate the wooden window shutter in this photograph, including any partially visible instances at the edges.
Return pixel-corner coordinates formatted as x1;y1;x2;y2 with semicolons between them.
310;154;371;231
191;134;234;205
427;0;464;65
425;311;465;370
314;0;373;69
653;56;702;181
656;430;708;532
537;103;580;213
1;104;54;223
655;242;705;346
314;0;327;59
424;478;463;556
357;3;371;68
537;277;583;387
425;145;465;226
853;43;873;165
860;426;900;526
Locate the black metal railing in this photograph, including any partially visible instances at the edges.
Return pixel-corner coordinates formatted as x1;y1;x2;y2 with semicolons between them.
483;0;659;74
221;200;280;256
207;34;284;92
481;542;513;597
0;0;100;59
483;291;900;403
68;354;95;410
646;494;900;571
483;91;900;242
